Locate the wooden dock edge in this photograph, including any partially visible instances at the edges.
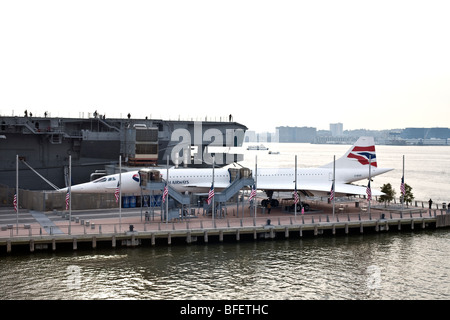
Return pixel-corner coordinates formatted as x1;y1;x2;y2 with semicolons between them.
0;215;446;253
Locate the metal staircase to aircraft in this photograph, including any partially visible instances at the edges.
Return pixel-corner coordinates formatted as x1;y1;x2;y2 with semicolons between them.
166;183;190;205
214;177;254;203
143;178;254;206
138;167;254;206
143;181;190;205
138;169;190;205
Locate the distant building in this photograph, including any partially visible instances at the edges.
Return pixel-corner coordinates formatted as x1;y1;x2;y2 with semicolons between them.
400;127;450;139
244;130;257;142
276;126;317;143
330;123;343;137
245;130;279;143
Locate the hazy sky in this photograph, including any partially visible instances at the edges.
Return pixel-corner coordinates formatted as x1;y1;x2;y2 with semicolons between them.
1;0;449;132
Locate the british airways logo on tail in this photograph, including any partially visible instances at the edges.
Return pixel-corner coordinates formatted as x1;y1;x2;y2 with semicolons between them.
347;146;377;167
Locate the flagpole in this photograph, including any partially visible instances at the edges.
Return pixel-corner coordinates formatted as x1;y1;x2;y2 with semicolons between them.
212;155;215;226
16;154;19;235
254;155;257;223
69;155;72;235
166;157;169;225
332;155;335;219
402;155;405;211
119;155;122;232
294;155;297;222
368;155;372;219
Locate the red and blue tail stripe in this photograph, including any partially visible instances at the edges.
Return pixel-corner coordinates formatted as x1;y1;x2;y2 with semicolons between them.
347;146;377;167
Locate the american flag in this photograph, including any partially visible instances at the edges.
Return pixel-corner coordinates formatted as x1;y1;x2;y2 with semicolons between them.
162;183;169;203
207;183;214;205
400;176;406;196
114;182;120;203
65;190;70;210
248;184;257;202
13;193;17;212
293;190;299;204
366;181;372;201
330;182;335;201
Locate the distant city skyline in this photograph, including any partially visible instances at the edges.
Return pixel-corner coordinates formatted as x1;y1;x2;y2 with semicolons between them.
1;1;450;133
247;123;450;135
245;124;450;145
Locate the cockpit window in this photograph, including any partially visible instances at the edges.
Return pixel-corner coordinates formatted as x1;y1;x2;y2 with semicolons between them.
93;178;107;183
107;177;116;181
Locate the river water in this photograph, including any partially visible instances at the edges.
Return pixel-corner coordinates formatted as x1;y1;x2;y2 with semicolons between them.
1;143;450;301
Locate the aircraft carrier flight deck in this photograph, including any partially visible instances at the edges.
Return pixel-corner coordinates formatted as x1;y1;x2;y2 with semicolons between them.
0;114;247;192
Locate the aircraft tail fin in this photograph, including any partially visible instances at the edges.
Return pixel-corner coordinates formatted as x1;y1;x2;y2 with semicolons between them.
322;137;377;168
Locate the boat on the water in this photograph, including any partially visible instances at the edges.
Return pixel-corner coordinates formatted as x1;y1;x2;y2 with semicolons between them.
247;144;269;150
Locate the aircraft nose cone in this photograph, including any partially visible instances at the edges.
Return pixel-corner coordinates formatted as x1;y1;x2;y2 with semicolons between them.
59;185;86;193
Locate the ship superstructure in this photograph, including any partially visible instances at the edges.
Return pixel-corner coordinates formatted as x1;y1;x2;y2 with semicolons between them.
0;115;247;190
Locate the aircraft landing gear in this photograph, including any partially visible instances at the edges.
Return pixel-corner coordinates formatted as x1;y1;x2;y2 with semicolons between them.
261;198;279;208
261;191;279;208
290;202;310;212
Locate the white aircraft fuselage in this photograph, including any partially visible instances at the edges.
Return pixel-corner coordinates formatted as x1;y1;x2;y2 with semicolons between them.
64;166;390;196
62;137;393;198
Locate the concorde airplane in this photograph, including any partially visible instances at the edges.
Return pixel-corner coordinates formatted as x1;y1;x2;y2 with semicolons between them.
60;137;392;206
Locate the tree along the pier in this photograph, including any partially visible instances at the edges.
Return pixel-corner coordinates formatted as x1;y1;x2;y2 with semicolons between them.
379;183;395;207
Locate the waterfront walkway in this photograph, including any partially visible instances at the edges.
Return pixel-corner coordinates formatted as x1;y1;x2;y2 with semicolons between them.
1;198;447;239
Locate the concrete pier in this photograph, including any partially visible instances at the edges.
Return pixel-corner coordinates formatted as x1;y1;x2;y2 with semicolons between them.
1;200;450;253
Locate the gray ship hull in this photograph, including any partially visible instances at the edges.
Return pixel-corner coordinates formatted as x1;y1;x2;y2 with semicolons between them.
1;132;120;190
0;116;247;191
